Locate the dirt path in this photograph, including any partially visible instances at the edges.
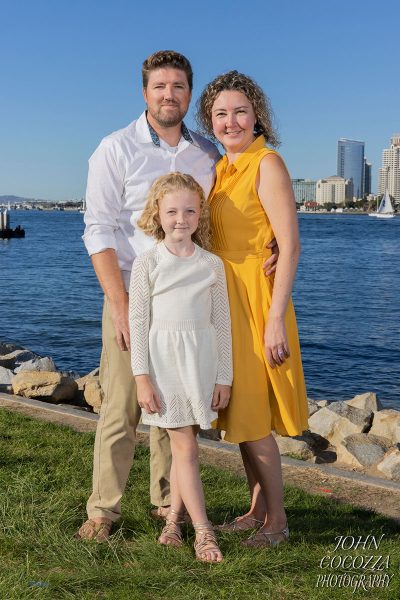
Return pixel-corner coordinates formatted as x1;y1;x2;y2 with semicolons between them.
1;394;399;522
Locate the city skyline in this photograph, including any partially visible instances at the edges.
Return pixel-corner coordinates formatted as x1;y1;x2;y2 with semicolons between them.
1;0;399;201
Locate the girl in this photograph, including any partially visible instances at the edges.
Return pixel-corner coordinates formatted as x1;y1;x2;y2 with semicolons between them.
129;172;232;563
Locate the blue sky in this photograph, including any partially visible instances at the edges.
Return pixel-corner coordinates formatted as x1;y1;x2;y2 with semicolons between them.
1;0;399;200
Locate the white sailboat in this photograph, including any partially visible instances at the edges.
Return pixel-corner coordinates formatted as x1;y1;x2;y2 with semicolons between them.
79;197;86;214
368;190;395;219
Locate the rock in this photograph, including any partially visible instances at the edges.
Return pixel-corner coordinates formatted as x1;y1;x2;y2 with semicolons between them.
316;400;329;408
14;356;57;373
0;365;14;385
327;401;372;428
0;341;23;355
275;435;314;460
377;449;400;481
83;377;103;413
369;410;400;446
12;371;78;402
341;433;392;468
199;428;221;441
76;368;100;391
335;443;363;469
345;392;382;413
308;406;342;439
60;370;81;381
309;402;373;449
307;398;319;416
0;348;36;370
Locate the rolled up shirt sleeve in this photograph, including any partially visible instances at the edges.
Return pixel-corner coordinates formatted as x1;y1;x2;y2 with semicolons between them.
82;139;126;256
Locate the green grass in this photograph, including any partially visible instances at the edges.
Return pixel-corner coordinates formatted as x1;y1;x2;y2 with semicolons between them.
0;408;399;600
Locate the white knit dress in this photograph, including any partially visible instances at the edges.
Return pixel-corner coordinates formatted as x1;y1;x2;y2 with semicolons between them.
129;242;233;429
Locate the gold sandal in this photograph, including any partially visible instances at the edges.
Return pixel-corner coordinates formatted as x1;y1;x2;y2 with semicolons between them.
193;521;223;563
215;515;263;532
74;519;112;543
151;506;191;523
158;509;185;547
242;523;289;549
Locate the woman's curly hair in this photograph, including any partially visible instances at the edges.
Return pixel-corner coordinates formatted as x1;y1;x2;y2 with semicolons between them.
196;70;280;147
137;172;211;250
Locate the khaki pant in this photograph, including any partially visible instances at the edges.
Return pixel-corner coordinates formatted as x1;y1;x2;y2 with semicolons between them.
86;299;171;522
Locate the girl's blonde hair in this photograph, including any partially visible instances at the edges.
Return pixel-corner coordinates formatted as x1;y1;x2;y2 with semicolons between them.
137;172;211;250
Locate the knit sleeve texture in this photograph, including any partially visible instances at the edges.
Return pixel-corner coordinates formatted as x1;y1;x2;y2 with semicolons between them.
209;256;233;386
129;252;152;375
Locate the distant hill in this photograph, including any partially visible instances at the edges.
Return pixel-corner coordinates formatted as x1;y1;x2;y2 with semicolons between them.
0;195;38;203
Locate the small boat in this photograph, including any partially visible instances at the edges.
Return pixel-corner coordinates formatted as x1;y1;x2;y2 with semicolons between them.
79;198;86;214
368;190;395;219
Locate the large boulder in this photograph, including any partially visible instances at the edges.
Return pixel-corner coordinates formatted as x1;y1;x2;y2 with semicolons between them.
376;449;400;481
308;401;372;447
369;410;400;446
12;371;78;402
14;356;57;373
345;392;382;413
275;435;314;460
83;377;103;413
339;433;392;468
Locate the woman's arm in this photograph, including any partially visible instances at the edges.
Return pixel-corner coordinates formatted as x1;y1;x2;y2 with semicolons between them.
257;153;300;368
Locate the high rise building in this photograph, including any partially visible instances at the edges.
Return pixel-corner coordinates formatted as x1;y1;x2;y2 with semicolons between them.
291;179;317;203
337;139;365;199
363;159;372;196
316;176;351;205
378;135;400;204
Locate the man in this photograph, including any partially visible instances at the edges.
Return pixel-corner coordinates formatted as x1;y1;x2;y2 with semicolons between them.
77;50;277;541
77;51;220;541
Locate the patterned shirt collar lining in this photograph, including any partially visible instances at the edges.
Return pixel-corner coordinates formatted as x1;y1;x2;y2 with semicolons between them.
146;114;194;147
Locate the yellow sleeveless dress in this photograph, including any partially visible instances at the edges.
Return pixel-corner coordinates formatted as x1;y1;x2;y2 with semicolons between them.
209;135;308;443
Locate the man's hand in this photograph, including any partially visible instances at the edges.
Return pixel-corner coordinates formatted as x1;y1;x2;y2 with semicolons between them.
263;238;279;276
135;375;161;414
109;296;131;351
211;384;231;411
91;249;131;351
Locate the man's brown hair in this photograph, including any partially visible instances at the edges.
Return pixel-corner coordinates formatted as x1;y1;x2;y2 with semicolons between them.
142;50;193;90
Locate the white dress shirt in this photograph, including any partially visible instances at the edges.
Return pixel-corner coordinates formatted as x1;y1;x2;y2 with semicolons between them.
83;111;220;289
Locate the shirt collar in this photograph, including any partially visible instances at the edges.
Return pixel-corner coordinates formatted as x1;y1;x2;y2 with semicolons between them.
220;135;266;173
136;111;194;147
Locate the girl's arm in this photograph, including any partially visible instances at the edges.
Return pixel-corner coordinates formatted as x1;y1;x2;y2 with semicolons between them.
257;153;300;369
129;255;161;413
210;257;233;409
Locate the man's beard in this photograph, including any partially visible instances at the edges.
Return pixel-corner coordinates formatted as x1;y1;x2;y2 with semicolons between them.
148;104;186;128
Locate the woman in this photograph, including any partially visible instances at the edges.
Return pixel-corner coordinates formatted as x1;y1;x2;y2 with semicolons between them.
196;71;308;548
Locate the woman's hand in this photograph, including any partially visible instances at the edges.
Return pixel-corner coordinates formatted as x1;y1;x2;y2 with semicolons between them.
135;375;161;414
264;316;290;369
212;384;231;410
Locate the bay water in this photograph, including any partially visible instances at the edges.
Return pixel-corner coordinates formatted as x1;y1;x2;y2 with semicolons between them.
1;211;399;409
